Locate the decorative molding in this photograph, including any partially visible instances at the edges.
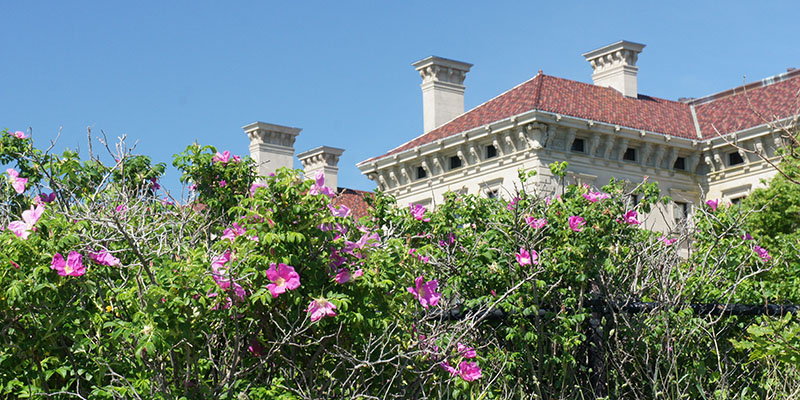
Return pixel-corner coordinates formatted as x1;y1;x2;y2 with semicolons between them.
545;124;558;148
589;134;601;157
602;136;615;159
565;128;577;152
640;142;652;166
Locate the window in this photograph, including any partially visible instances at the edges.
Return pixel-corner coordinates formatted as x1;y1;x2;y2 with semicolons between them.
570;138;585;153
729;152;745;166
449;155;462;170
674;157;686;170
623;148;637;162
486;145;498;159
630;194;640;205
674;201;690;223
486;189;499;199
730;196;745;205
416;166;426;180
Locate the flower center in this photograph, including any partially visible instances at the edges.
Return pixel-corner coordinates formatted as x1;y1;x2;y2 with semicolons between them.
64;264;73;274
275;277;286;287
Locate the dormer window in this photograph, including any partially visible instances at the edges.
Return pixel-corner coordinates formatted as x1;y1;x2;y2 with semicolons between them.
623;148;637;162
571;138;585;153
486;145;498;159
449;155;462;170
729;152;744;166
674;157;686;170
416;166;427;180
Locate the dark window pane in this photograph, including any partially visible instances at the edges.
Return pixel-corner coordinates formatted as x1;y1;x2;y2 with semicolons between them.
729;152;744;165
571;138;585;152
416;166;426;179
674;157;686;170
623;148;637;161
486;145;497;159
449;156;462;169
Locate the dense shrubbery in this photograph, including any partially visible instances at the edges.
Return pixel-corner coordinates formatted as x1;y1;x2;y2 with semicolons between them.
1;128;798;399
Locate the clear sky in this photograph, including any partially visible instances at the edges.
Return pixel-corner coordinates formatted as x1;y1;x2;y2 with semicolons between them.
3;1;799;193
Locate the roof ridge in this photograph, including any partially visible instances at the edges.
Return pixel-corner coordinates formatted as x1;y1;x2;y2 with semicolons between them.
533;71;545;109
358;73;544;166
690;68;800;107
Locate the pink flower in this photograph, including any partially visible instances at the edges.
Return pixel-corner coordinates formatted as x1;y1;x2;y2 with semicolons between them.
438;232;456;247
308;170;335;198
328;203;351;218
658;236;678;246
250;182;267;196
51;251;86;277
39;192;56;203
458;361;482;381
583;192;611;203
407;275;442;309
525;217;547;229
753;245;771;261
440;361;458;376
410;204;430;222
507;197;519;210
457;343;477;359
248;337;264;357
219;180;227;187
743;232;753;241
334;268;363;284
210;250;233;289
221;222;246;242
6;168;28;194
307;298;337;322
568;216;585;232
10;130;28;139
150;178;160;190
515;247;538;266
623;210;641;225
344;232;381;254
706;199;719;211
89;249;121;266
115;204;127;214
266;263;301;298
213;150;231;164
7;204;44;240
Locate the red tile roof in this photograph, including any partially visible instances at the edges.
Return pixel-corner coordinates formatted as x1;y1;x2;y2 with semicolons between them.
692;70;800;138
363;69;800;164
334;187;373;220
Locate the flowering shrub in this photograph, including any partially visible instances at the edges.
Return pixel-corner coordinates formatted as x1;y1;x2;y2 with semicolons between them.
1;128;799;398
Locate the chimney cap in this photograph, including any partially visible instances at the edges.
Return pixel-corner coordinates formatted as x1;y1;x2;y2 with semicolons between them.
582;40;646;60
412;56;473;72
242;121;302;136
297;145;345;161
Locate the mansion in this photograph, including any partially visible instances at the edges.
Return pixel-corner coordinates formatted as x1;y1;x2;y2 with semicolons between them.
244;41;799;229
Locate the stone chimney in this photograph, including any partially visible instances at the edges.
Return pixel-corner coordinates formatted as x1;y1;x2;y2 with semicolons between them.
243;122;301;177
412;56;472;132
582;40;645;98
297;146;345;189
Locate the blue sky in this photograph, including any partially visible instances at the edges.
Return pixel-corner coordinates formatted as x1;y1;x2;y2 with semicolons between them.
3;1;799;193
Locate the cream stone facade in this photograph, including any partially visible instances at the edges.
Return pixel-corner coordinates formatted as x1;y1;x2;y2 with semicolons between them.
356;41;798;232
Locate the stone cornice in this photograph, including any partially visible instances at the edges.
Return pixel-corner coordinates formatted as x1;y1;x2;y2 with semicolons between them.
361;112;710;191
297;146;345;171
243;121;301;148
